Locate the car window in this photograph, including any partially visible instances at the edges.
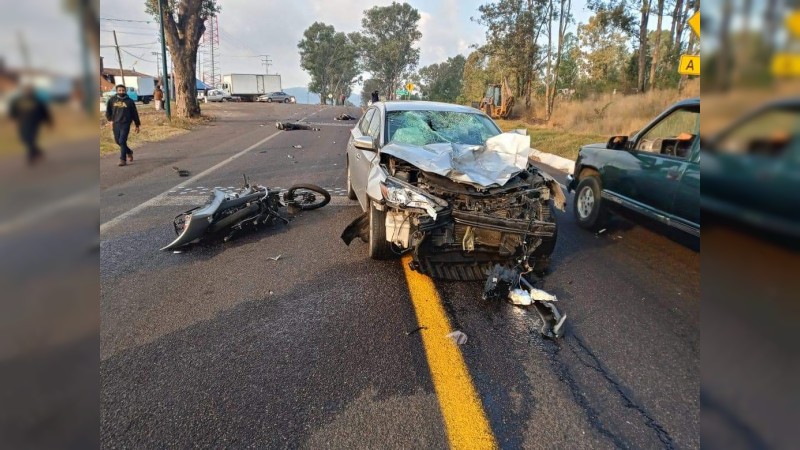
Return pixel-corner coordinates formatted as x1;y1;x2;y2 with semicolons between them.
714;106;799;158
367;110;382;140
636;107;700;158
359;109;375;135
386;110;502;146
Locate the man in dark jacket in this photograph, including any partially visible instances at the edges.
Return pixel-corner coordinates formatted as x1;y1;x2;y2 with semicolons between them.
10;85;53;165
105;84;141;166
371;90;379;103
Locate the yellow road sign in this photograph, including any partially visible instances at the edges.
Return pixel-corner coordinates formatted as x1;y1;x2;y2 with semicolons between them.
787;12;800;38
771;53;800;77
406;83;414;92
688;12;700;38
678;55;700;76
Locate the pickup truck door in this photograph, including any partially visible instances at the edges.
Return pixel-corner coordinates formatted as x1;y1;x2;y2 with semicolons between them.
623;105;700;219
671;140;701;231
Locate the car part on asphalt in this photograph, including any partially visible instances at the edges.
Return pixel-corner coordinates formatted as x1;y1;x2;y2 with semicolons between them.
334;114;357;121
276;122;320;131
161;175;330;251
172;166;190;177
483;264;566;339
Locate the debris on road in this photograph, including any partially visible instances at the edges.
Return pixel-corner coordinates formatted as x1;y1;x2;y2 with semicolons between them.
446;330;468;345
406;326;427;335
276;121;320;131
597;228;607;235
483;264;566;339
266;255;282;261
172;166;190;177
293;145;303;149
334;113;357;120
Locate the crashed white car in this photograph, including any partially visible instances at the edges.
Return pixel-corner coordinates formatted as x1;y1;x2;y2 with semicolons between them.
342;101;564;281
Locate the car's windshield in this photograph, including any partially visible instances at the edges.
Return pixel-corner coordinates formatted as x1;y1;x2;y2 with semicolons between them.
386;110;501;146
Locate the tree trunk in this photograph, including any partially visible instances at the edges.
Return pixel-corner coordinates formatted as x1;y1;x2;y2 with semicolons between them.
669;0;682;47
764;0;777;53
548;0;570;120
717;0;732;91
637;0;651;93
544;0;553;118
170;49;200;117
649;0;664;90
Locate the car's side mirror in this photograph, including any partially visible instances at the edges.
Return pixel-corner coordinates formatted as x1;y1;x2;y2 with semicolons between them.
353;135;376;151
607;135;629;150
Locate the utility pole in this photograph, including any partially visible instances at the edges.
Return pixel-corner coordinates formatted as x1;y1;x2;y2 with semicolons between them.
112;30;126;87
261;55;272;74
151;51;161;78
157;0;171;118
17;31;31;70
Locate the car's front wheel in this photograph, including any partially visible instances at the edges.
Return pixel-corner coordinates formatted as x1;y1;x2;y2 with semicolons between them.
368;200;394;260
283;98;290;103
573;176;609;230
267;98;273;103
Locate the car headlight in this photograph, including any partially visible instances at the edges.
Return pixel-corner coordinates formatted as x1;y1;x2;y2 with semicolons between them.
380;177;445;220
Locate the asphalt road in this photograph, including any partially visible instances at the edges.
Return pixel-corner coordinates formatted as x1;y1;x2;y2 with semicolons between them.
100;102;699;448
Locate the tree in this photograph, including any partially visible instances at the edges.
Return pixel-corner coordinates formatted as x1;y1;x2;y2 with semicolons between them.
475;0;548;108
417;55;466;103
298;23;361;105
577;14;631;92
544;0;573;119
360;2;422;100
648;0;665;89
145;0;219;118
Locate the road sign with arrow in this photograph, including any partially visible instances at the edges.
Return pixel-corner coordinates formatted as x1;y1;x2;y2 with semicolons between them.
678;12;700;76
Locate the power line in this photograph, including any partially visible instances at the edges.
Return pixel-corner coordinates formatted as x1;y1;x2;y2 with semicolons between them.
100;42;158;48
122;49;157;63
101;17;153;23
101;29;157;36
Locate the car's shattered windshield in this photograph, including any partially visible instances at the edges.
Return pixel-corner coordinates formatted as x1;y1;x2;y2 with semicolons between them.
386;110;501;146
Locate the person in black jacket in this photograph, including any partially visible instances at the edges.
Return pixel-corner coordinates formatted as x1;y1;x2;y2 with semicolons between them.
9;85;53;165
105;85;141;166
371;90;379;103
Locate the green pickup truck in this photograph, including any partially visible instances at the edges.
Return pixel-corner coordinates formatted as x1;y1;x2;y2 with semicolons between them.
566;98;700;237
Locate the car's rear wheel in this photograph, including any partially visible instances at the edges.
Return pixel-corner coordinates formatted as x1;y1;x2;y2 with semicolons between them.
573;176;609;230
368;200;394;260
346;158;357;200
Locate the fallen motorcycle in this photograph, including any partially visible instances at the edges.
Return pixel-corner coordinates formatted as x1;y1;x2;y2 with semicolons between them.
161;176;330;251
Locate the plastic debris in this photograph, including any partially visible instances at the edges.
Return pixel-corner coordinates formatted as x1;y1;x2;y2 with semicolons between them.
293;145;303;149
172;250;183;254
508;288;532;306
266;255;282;261
287;155;294;159
597;228;607;235
529;287;557;302
446;330;468;345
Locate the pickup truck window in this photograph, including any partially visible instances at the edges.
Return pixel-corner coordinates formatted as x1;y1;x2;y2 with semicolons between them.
715;106;799;157
636;107;700;158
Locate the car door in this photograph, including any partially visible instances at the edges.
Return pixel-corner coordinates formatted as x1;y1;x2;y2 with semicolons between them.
622;105;700;218
671;140;700;233
348;108;377;209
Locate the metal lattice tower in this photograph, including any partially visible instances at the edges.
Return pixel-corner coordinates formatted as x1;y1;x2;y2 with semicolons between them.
201;15;221;89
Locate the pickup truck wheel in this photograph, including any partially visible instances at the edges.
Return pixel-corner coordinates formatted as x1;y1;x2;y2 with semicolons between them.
573;176;609;230
346;159;357;200
368;200;394;260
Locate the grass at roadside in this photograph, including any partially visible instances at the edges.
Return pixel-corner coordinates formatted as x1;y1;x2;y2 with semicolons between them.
495;120;607;161
100;104;214;155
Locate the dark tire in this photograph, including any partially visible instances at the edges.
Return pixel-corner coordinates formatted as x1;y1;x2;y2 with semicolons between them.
284;98;290;103
368;200;394;260
285;184;330;210
267;98;273;103
142;97;150;104
573;176;609;231
346;159;357;200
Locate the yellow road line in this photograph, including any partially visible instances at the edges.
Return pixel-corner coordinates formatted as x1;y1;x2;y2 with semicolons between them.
401;255;497;449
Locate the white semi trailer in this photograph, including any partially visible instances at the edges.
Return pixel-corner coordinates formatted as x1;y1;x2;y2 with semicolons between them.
221;74;282;102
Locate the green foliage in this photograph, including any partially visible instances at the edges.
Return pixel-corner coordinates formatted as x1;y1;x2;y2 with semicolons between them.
417;55;466;103
298;22;361;104
360;2;422;99
577;14;631;91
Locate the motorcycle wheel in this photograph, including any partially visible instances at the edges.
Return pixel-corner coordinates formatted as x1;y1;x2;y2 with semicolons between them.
285;184;331;211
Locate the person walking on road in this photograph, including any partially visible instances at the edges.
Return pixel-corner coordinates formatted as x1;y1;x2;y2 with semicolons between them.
371;90;379;103
153;85;164;111
106;84;141;166
10;85;53;166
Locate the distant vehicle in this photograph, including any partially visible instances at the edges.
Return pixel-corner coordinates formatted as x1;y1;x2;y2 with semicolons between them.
202;89;233;102
478;76;514;119
566;98;700;237
256;92;296;103
221;74;282;102
114;75;156;103
702;98;800;238
103;87;140;103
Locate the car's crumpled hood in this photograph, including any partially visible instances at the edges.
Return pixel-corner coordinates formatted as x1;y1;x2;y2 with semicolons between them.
381;132;532;188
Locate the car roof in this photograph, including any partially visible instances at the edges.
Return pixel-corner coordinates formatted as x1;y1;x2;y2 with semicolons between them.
375;100;482;114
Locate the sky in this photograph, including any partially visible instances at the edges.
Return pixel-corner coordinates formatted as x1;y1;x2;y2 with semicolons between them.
98;0;598;90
